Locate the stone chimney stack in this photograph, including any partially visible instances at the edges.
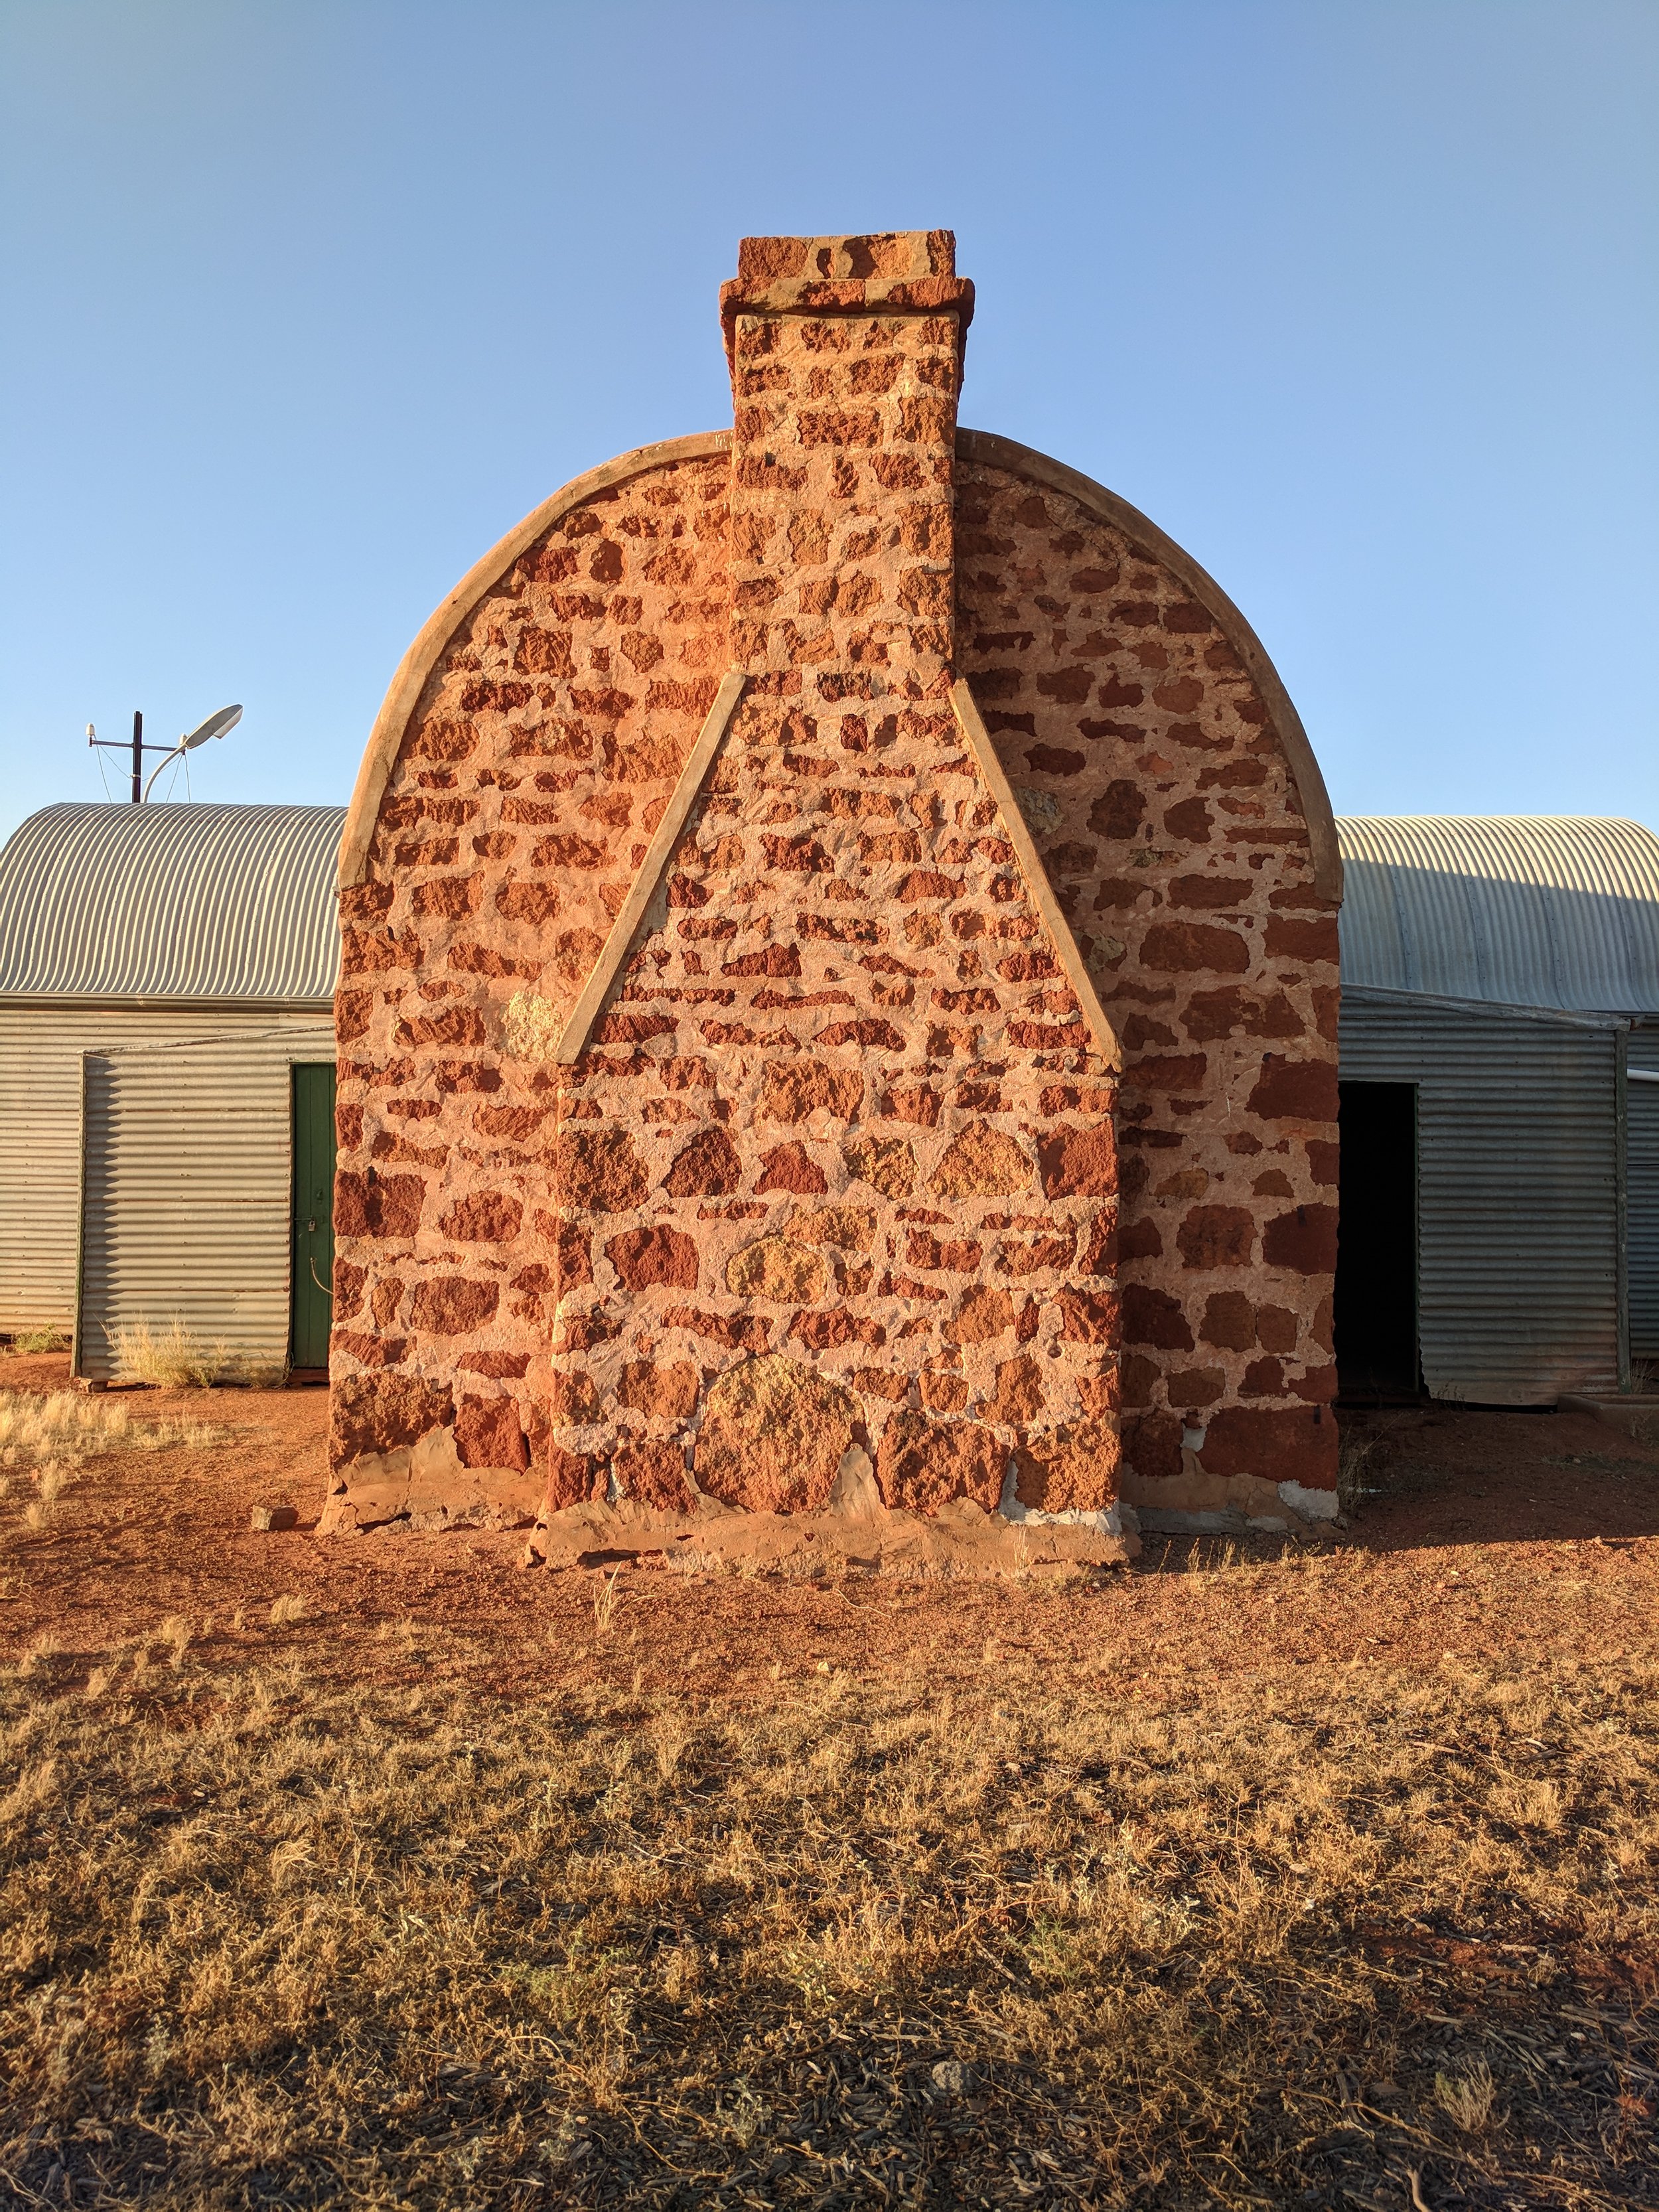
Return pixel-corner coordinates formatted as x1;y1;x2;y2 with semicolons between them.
721;232;974;693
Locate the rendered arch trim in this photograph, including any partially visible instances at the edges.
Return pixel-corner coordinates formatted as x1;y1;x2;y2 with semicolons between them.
339;426;1340;907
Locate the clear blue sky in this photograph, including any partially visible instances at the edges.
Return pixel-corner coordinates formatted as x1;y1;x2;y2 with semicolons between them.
2;1;1654;846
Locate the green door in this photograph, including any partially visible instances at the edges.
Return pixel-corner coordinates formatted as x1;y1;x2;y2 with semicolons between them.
291;1063;336;1371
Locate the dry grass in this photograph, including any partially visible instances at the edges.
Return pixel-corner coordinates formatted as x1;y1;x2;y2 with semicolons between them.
0;1626;1654;2209
7;1327;70;1355
19;1459;74;1531
109;1319;286;1392
0;1393;235;1558
0;1390;226;1471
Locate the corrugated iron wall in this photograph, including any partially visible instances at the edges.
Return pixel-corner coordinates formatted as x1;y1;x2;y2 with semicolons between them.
72;1026;334;1380
0;1007;325;1333
1339;991;1622;1404
1626;1024;1659;1365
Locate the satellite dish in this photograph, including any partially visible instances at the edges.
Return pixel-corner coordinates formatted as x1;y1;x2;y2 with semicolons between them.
181;703;242;751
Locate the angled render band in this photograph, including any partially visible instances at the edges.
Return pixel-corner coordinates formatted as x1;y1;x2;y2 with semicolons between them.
552;670;747;1067
948;678;1123;1073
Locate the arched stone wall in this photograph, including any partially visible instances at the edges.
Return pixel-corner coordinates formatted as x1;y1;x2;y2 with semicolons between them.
325;232;1337;1540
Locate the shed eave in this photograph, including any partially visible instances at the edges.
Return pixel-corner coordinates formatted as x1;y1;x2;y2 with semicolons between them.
0;992;336;1015
1340;984;1636;1031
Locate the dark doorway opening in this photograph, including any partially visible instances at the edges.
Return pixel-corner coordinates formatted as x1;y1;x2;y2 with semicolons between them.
1336;1080;1420;1402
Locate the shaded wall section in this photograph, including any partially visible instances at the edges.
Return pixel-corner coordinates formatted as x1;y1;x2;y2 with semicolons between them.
956;455;1339;1499
1339;991;1621;1404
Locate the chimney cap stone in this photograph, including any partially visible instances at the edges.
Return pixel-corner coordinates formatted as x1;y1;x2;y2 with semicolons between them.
736;231;956;285
721;230;974;378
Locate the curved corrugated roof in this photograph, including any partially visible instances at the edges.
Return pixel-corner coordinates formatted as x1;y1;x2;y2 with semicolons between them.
0;804;344;1003
1337;816;1659;1013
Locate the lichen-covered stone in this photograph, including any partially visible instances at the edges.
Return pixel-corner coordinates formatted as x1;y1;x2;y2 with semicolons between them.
725;1238;829;1304
842;1134;916;1199
785;1206;876;1252
758;1063;863;1127
930;1122;1032;1199
694;1355;860;1512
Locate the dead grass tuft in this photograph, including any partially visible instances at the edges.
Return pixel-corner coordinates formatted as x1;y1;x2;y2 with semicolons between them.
7;1327;70;1355
109;1319;287;1390
21;1459;73;1530
1434;2055;1501;2134
0;1639;1653;2206
591;1565;622;1636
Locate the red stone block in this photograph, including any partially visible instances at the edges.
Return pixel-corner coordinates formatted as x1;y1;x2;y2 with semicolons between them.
1037;1123;1117;1199
605;1226;699;1291
662;1126;743;1196
1141;922;1249;976
334;1170;425;1241
1265;915;1340;962
613;1439;695;1512
330;1372;454;1463
1262;1205;1339;1275
1248;1057;1339;1122
455;1395;530;1470
754;1142;828;1194
1200;1291;1255;1351
661;1305;770;1353
1055;1287;1119;1343
1200;1406;1336;1489
408;1277;500;1335
877;1411;1004;1514
438;1191;523;1242
1025;744;1086;775
1122;1285;1194;1352
1177;1206;1256;1270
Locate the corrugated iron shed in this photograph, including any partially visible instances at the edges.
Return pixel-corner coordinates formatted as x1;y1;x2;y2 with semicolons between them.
1336;814;1659;1405
1338;816;1659;1013
1626;1025;1659;1364
0;803;344;1005
0;803;344;1337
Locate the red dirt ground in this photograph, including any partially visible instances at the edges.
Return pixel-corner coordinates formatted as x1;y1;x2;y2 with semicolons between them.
6;1352;1658;1695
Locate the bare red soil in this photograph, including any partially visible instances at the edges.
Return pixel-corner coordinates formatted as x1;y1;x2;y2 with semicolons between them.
6;1352;1658;1695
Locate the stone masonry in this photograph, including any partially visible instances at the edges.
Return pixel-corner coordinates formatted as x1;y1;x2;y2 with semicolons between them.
324;232;1339;1546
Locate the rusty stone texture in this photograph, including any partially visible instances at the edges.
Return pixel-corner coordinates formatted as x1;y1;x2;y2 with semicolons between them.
954;458;1338;1495
330;229;1337;1532
331;437;735;1493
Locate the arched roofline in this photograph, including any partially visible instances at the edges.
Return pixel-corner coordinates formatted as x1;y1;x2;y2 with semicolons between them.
338;431;732;888
957;430;1340;905
340;427;1341;905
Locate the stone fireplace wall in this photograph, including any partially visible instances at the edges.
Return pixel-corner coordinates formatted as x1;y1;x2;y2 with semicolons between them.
325;232;1337;1538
